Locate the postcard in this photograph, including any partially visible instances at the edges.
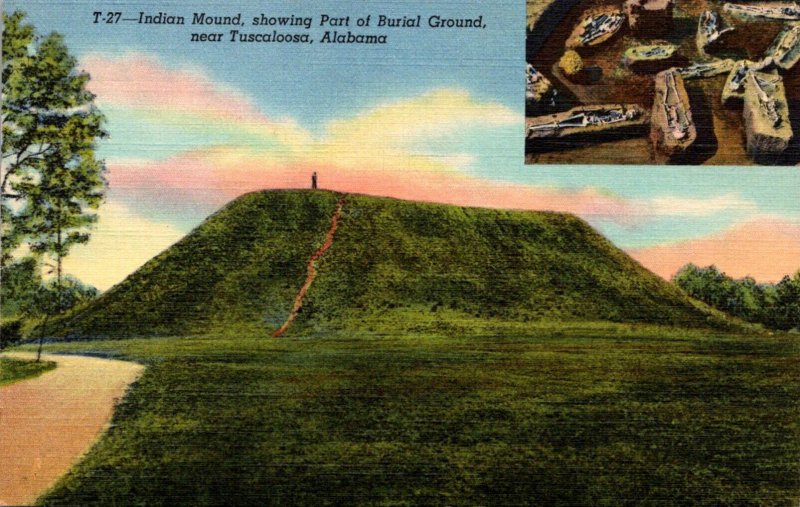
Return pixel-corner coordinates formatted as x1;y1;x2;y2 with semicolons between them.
1;0;799;505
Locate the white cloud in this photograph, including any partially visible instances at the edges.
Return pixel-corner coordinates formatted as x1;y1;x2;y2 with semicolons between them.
645;193;757;217
62;201;185;291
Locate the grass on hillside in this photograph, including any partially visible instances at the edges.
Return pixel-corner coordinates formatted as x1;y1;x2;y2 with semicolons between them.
48;191;341;338
297;194;731;331
24;322;800;506
0;357;56;386
46;191;734;341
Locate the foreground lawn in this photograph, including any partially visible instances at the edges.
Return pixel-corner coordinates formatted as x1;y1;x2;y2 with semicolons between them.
23;323;800;506
0;357;56;386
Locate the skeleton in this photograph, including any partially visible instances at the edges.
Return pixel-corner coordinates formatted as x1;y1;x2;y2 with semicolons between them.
770;25;800;64
699;10;734;45
526;64;557;107
700;10;716;35
680;63;717;78
723;3;800;20
637;47;670;58
727;59;770;91
679;61;732;79
729;62;750;91
749;73;782;127
528;108;640;134
580;13;625;45
663;71;690;141
526;64;541;85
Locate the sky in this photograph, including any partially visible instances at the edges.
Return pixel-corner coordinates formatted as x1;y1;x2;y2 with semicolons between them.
5;0;800;290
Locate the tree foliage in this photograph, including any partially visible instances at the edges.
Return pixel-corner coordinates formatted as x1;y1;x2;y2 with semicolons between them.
673;264;800;331
1;11;107;277
0;256;41;318
25;274;98;317
0;256;96;348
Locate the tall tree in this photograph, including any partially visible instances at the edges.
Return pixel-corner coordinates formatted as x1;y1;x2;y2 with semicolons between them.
1;11;107;276
1;11;35;263
21;141;106;288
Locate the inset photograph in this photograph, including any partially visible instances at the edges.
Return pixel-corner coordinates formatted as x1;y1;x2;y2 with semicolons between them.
526;0;800;165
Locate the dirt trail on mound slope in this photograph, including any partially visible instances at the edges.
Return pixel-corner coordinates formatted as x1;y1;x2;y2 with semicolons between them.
0;352;143;506
273;196;346;337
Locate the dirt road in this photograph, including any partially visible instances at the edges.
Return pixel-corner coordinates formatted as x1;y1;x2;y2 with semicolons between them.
0;352;143;506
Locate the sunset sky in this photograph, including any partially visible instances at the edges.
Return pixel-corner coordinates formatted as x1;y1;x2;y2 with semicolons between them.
6;0;800;290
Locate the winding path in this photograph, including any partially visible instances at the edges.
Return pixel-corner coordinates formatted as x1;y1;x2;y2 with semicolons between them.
273;196;347;337
0;352;143;506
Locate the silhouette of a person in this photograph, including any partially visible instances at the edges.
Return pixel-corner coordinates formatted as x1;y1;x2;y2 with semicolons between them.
311;171;318;189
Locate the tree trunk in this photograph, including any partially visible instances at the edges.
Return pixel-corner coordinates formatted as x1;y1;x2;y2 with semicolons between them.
56;219;63;291
56;214;64;314
39;212;64;363
36;314;50;363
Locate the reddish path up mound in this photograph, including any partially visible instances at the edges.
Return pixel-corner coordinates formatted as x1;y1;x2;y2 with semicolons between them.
273;196;346;337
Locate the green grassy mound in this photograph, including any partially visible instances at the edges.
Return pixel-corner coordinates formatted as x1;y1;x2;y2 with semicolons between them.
48;190;728;339
299;193;725;331
50;190;340;338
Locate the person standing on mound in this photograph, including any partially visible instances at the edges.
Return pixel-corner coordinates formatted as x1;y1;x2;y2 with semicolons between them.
311;172;318;189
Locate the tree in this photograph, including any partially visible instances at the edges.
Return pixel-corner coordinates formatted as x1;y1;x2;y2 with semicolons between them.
2;12;106;356
21;139;105;287
673;264;800;331
25;275;98;361
1;11;35;263
673;264;728;307
771;273;800;331
2;11;107;277
0;256;41;319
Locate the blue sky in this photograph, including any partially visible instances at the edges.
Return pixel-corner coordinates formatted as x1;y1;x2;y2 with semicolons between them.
5;0;799;288
11;0;522;126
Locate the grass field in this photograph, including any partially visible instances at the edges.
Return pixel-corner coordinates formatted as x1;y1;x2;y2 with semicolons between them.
0;357;55;386
24;322;800;505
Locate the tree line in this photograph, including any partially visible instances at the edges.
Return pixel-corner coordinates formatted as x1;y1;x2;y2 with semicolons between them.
673;264;800;331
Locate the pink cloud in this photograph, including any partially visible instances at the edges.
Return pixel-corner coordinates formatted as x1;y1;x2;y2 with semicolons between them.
89;53;629;220
107;153;637;221
628;218;800;283
80;53;267;123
